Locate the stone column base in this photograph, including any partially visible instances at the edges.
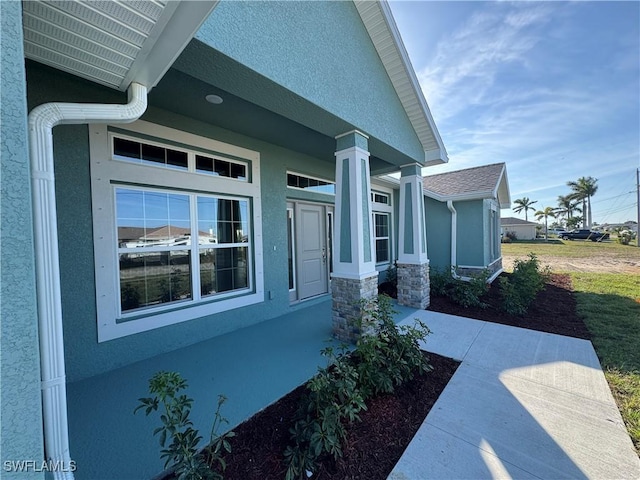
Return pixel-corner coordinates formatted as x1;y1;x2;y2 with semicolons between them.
397;261;430;309
331;273;378;343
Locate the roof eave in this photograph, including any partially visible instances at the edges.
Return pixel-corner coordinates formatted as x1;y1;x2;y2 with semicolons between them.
355;0;448;165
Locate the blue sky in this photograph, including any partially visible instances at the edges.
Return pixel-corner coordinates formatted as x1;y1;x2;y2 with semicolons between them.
388;1;640;225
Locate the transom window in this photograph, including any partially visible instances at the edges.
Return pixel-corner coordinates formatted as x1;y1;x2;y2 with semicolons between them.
91;121;263;342
112;134;248;181
287;172;335;194
371;192;390;205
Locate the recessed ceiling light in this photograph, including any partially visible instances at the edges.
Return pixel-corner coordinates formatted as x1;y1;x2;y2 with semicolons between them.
205;94;223;105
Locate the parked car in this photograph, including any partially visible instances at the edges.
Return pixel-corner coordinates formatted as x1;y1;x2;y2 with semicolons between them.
560;229;610;241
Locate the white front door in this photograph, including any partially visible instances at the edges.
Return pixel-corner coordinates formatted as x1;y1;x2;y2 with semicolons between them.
295;203;328;300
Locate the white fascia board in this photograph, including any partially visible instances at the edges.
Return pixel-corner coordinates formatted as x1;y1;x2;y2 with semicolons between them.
120;1;219;91
372;174;401;189
494;165;512;209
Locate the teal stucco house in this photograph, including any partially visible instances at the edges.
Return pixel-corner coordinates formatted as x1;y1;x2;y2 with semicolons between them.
1;1;451;478
423;163;511;281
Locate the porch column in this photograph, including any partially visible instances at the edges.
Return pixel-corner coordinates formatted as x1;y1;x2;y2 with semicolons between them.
397;163;430;309
331;130;378;342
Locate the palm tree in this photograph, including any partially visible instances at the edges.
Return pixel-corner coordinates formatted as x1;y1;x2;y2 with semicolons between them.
555;194;582;227
567;177;598;228
513;197;537;222
535;206;556;241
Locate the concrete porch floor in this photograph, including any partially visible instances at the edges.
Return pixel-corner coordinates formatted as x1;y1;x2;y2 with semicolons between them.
67;297;336;479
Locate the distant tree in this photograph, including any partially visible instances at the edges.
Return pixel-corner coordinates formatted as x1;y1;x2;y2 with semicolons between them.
513;197;538;222
566;216;583;230
535;207;556;241
555;194;582;227
567;177;598;228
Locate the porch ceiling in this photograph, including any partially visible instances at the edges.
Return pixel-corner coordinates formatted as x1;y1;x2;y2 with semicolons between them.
21;0;218;91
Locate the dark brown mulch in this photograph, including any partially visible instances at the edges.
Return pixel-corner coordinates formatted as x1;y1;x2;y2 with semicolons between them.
428;272;591;340
222;353;459;480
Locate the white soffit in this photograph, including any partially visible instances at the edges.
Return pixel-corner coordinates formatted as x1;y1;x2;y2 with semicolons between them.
22;0;218;91
354;0;448;166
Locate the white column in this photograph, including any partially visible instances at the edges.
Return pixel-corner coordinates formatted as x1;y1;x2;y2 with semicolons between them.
333;130;377;280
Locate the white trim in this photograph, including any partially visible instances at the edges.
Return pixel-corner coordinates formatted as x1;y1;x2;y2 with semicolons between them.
90;120;264;342
29;83;148;480
286;170;336;195
398;172;428;264
335;129;369;140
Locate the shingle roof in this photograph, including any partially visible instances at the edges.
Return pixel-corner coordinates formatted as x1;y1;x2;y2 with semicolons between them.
423;163;509;206
500;217;538;226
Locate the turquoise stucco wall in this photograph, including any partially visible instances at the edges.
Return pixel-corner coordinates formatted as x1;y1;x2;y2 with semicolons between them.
424;197;452;272
0;2;45;477
194;0;424;163
455;200;485;267
26;62;340;382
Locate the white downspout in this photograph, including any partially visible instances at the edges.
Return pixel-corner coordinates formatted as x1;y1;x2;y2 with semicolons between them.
28;83;147;479
447;200;471;281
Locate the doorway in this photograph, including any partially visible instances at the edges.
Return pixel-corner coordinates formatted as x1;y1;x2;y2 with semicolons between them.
287;202;333;302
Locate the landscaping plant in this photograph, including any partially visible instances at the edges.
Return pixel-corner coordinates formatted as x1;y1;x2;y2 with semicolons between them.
135;371;234;480
284;294;433;480
284;345;366;480
429;267;490;308
499;253;550;315
354;294;432;398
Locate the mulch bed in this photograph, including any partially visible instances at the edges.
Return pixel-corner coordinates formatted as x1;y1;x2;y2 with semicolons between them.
223;353;459;480
428;273;591;340
209;272;589;479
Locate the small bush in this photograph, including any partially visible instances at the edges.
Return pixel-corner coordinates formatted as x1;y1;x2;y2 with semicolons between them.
506;231;518;241
501;236;512;243
499;253;550;315
448;270;490;309
354;295;432;399
134;372;234;480
429;267;454;297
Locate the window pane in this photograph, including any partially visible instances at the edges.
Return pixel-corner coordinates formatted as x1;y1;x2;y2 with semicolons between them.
376;239;389;263
196;155;214;173
199;246;248;296
117;189;191;248
214;159;231;177
141;143;165;165
230;162;246;180
166;149;188;170
287;210;294;290
114;138;140;159
375;213;389;237
119;250;191;312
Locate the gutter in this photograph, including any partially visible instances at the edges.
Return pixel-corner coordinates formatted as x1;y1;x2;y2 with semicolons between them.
28;83;147;479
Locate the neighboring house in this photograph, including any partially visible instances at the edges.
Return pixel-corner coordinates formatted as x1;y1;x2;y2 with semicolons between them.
423;163;511;281
501;217;539;240
1;1;449;476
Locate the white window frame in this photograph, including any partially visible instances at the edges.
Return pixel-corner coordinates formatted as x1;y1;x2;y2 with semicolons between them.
371;185;394;269
90;120;264;342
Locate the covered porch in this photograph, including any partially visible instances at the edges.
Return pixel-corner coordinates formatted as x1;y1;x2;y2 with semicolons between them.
64;297;415;479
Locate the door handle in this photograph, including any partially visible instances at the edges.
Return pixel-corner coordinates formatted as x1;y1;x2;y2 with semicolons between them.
322;247;326;263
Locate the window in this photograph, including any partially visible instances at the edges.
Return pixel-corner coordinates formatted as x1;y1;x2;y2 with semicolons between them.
374;213;390;264
91;121;263;342
371;191;390;205
287;172;335;194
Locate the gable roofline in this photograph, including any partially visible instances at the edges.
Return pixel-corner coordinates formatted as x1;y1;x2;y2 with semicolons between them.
501;217;538;226
354;1;448;166
423;163;511;207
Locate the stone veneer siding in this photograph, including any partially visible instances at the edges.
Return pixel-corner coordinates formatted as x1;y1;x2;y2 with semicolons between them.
397;262;430;309
331;273;379;342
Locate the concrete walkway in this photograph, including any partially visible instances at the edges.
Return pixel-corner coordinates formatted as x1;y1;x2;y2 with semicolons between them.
390;310;640;479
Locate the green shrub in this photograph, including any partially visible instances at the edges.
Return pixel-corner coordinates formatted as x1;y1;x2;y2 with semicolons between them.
134;371;234;480
499;253;549;315
448;270;490;309
429;267;454;297
284;345;366;480
354;295;432;399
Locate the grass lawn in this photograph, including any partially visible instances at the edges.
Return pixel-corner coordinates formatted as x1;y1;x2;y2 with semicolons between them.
570;273;640;454
502;238;640;260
